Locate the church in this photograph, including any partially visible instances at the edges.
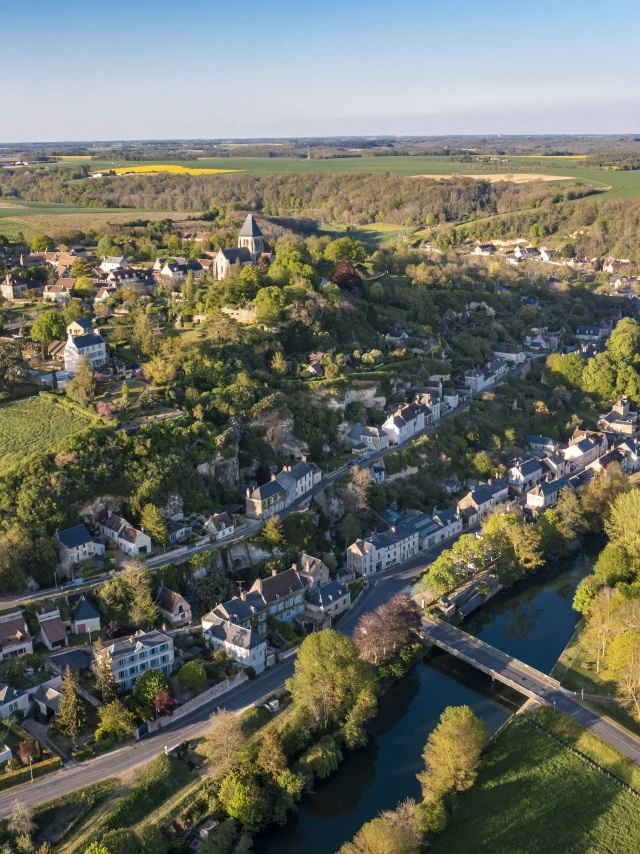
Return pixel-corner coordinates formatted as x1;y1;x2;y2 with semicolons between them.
213;214;272;280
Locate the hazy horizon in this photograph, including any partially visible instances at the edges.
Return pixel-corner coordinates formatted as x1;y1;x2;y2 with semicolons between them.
5;0;640;142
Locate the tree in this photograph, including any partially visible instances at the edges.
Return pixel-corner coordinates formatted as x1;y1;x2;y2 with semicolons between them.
216;768;270;828
260;515;285;550
583;587;620;675
340;513;361;546
605;489;640;553
324;237;366;263
354;593;421;665
608;627;640;720
286;630;376;729
153;688;174;717
84;846;110;854
573;576;601;616
555;487;587;541
95;700;135;740
270;351;287;375
341;687;377;749
192;569;234;609
16;741;37;766
177;660;207;692
593;542;638;588
133;670;171;708
67;355;95;406
55;665;86;744
140;504;168;544
581;463;629;533
345;466;373;517
482;513;543;585
254;286;285;325
70;257;94;278
418;705;486;803
338;817;418;854
183;270;196;304
300;735;342;779
535;508;569;559
92;637;117;702
118;380;131;412
31;234;54;252
124;566;158;627
8;801;35;838
30;311;66;357
472;451;495;480
256;731;287;778
74;276;96;298
202;709;244;779
132;314;161;357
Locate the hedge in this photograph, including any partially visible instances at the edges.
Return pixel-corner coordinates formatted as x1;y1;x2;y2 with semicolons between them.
0;756;61;791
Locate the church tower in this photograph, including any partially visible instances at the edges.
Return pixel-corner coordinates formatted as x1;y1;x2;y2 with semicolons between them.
238;214;264;260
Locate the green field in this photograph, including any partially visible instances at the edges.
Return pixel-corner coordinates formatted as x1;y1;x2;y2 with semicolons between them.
431;714;640;854
0;396;94;469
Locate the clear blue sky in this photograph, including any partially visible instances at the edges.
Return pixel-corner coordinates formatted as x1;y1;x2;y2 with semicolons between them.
5;0;640;142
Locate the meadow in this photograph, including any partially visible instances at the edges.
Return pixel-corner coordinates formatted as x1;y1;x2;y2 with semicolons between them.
0;395;95;470
430;714;640;854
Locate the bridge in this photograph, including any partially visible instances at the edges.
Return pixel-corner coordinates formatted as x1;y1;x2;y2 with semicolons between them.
421;616;640;767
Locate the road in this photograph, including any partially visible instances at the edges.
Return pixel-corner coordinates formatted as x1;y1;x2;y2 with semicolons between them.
422;618;640;766
0;551;434;815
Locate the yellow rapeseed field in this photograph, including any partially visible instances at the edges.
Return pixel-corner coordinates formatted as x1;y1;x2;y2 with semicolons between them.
110;164;241;176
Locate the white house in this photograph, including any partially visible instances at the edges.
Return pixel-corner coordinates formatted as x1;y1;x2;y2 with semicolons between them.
493;343;526;364
37;610;68;651
0;612;33;660
0;684;29;719
100;256;130;273
205;511;235;540
245;458;321;520
347;425;390;452
526;478;570;511
73;596;101;636
202;615;267;674
457;479;509;527
305;580;351;624
347;519;420;577
156;586;192;628
43;280;74;304
96;630;174;692
508;457;544;493
382;402;428;445
64;326;107;372
97;509;152;556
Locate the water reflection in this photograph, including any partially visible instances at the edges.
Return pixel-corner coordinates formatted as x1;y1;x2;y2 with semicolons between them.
254;547;596;854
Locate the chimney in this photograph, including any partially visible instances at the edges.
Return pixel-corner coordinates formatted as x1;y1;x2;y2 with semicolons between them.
240;590;247;601
246;487;251;497
271;473;277;481
391;525;396;533
301;454;307;462
272;569;278;577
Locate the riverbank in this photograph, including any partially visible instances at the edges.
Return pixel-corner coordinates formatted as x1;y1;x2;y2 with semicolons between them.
430;712;640;854
254;550;594;854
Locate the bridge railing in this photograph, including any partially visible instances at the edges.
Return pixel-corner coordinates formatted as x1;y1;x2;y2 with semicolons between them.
421;616;564;692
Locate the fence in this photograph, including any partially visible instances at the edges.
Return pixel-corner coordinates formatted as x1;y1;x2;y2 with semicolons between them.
145;670;248;733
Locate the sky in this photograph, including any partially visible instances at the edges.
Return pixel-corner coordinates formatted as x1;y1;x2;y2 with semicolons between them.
3;0;640;142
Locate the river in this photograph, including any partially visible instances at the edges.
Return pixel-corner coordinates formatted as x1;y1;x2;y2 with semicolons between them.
254;546;596;854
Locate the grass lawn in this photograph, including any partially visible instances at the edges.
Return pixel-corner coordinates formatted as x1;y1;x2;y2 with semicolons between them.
0;395;95;470
319;221;413;246
431;714;640;854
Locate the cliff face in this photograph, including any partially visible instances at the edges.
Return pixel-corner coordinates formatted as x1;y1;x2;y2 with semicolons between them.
251;402;309;458
197;418;241;483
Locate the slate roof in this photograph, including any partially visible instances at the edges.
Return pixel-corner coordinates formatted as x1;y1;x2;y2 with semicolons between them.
73;596;100;622
239;214;263;238
250;479;287;501
307;580;349;608
68;333;105;349
103;630;171;659
33;684;61;712
50;649;92;672
0;683;25;704
39;615;67;644
526;435;559;449
72;317;93;332
214;592;265;623
156;586;187;614
57;525;93;549
209;511;233;533
512;458;543;477
0;613;30;649
219;247;253;264
576;326;601;336
252;568;305;603
204;616;263;650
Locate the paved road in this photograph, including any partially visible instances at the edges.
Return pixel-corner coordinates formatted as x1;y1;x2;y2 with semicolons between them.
0;551;436;815
422;618;640;766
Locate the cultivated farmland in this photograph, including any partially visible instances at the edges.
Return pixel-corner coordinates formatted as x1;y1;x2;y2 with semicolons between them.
0;396;95;470
431;714;640;854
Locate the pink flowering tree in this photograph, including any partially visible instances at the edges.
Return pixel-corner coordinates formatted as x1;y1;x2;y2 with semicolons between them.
96;401;115;417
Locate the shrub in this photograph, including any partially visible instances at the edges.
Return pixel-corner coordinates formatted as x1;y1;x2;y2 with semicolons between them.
177;660;207;692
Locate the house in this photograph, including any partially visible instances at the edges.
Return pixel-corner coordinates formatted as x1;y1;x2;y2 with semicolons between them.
1;274;42;300
160;261;204;283
97;509;152;556
563;431;609;472
575;325;603;343
201;616;267;674
166;518;192;543
598;397;638;435
432;507;463;539
205;511;235;540
618;438;640;472
456;479;509;527
156;586;192;628
414;390;442;422
347;425;390;452
100;256;130;273
527;435;561;454
514;246;539;261
95;285;118;303
95;630;174;692
382;402;428;445
33;680;62;720
493;343;526;364
245;458;321;519
43;280;74;304
526;478;570;511
56;525;105;568
441;475;462;495
410;512;452;549
587;449;626;475
212;568;306;635
604;259;631;274
294;552;330;592
508;457;544;493
387;327;410;347
50;648;92;674
474;244;496;256
347;519;420;577
0;684;29;719
72;596;101;636
307;361;324;377
66;317;94;337
0;612;33;660
540;452;571;479
305;580;351;625
64;328;107;372
37;610;68;651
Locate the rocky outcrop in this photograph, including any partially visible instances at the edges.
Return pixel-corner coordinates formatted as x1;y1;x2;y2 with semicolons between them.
197;418;242;483
251;402;309;458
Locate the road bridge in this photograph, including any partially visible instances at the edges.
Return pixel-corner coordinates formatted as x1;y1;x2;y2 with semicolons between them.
421;616;640;767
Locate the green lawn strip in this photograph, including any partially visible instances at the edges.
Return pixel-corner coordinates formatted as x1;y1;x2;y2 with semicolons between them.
431;715;640;854
33;779;119;849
